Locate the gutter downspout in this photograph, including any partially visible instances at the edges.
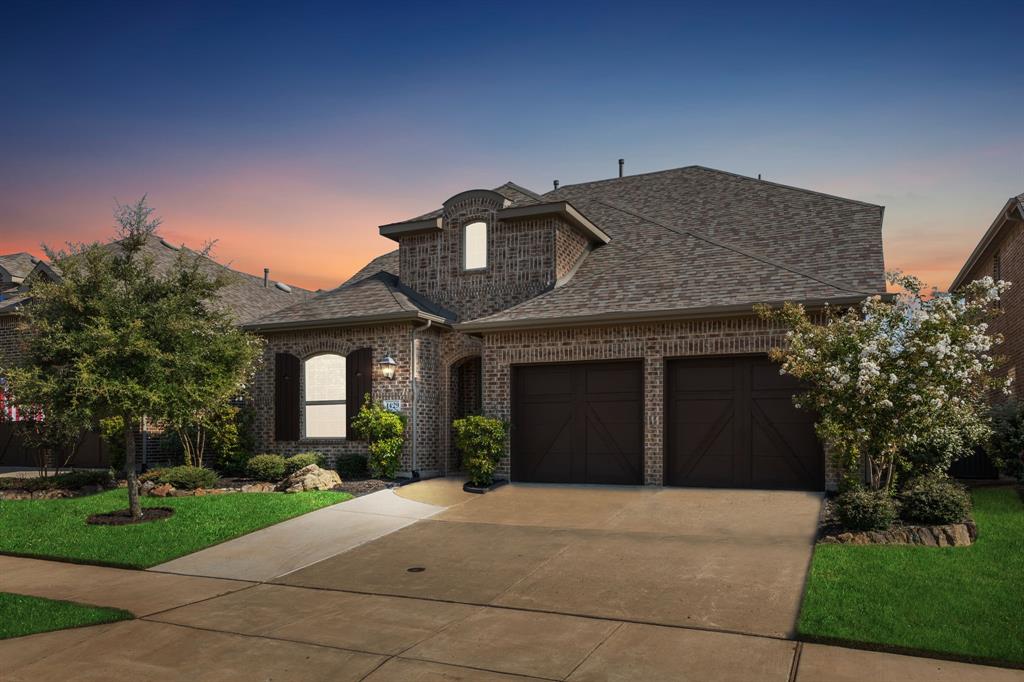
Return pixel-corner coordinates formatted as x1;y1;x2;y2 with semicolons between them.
410;319;432;477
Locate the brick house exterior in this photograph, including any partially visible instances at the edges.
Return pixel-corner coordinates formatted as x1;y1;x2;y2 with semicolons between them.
248;166;887;491
951;192;1024;392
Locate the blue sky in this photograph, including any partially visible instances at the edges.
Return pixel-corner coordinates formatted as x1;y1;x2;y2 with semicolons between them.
1;0;1021;289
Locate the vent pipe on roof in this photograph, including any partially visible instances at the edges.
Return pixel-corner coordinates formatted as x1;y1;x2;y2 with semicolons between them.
618;158;624;178
553;179;559;190
263;268;269;288
758;173;762;180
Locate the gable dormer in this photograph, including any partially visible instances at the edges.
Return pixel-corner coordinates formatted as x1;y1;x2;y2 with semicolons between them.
380;187;607;321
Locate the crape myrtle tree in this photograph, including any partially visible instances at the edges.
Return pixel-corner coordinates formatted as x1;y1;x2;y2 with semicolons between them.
1;197;263;518
757;273;1010;492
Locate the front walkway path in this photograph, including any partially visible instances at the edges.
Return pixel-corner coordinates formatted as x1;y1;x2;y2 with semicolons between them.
151;487;454;582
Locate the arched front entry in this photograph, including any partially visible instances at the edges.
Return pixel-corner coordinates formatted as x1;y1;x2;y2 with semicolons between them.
448;355;482;470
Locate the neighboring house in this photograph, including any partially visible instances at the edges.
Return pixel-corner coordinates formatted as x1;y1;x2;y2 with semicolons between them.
951;191;1024;392
0;236;310;468
246;165;887;491
0;252;40;293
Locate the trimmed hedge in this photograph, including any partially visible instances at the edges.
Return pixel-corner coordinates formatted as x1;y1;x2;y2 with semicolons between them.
157;466;219;490
245;454;287;481
0;470;112;492
900;475;972;525
835;488;898;531
285;452;324;475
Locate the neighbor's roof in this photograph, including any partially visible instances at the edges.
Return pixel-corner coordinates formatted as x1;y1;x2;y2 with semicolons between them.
459;166;886;330
2;236;311;325
128;237;312;325
0;253;39;284
245;269;456;331
949;192;1024;292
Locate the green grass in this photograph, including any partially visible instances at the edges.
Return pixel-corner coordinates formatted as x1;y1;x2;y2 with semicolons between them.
0;488;350;569
799;487;1024;665
0;592;131;639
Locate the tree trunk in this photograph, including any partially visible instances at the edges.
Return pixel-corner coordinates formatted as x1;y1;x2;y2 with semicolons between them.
124;419;141;519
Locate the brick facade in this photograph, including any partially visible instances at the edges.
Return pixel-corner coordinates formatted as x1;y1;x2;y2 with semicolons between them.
961;217;1024;395
0;314;21;366
396;191;593;321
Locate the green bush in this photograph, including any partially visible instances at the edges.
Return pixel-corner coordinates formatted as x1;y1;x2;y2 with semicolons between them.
99;416;127;473
899;474;972;525
336;454;368;479
350;397;406;479
138;468;165;483
157;466;219;490
987;400;1024;480
0;470;113;492
453;416;507;487
835;487;898;531
285;452;324;475
245;454;287;481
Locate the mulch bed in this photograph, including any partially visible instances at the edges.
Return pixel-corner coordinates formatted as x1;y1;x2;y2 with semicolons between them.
336;478;394;496
86;507;175;526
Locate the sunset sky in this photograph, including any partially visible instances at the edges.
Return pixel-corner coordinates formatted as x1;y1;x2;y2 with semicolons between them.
2;1;1022;292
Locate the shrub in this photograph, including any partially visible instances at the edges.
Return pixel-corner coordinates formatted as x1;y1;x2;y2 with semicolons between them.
138;468;165;483
899;474;972;525
157;466;219;490
452;416;507;487
285;452;324;475
834;487;898;531
336;454;369;479
350;397;406;479
0;470;113;492
987;400;1024;480
245;454;287;481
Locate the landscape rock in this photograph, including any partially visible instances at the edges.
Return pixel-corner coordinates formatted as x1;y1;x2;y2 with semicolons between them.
140;481;156;494
241;482;276;493
275;464;342;493
149;483;174;498
821;521;976;547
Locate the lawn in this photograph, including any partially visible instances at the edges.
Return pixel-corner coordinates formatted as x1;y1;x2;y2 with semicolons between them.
0;592;131;639
799;486;1024;665
0;488;350;569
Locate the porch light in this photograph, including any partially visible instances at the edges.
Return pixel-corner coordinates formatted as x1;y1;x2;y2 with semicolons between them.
379;355;397;380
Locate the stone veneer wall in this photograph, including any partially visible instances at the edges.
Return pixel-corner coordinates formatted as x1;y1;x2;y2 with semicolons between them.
480;316;840;489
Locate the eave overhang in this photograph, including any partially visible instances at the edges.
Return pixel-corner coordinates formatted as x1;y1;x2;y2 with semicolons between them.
379;217;443;241
243;309;452;333
497;202;611;244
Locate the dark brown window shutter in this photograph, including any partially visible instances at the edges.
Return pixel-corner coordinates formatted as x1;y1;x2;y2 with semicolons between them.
346;347;373;439
274;353;300;441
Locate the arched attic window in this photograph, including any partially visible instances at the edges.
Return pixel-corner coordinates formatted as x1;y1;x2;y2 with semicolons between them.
463;221;488;270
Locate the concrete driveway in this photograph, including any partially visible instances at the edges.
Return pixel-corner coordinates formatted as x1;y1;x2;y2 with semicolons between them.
277;483;821;638
4;481;1022;680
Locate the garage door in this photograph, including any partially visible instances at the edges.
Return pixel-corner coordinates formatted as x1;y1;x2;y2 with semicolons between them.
512;361;643;485
665;356;823;490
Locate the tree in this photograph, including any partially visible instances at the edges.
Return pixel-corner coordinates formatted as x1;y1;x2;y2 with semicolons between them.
756;273;1010;492
0;197;263;518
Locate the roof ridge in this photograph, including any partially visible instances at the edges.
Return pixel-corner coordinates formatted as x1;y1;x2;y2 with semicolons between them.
595;199;875;296
545;164;882;209
497;181;543;201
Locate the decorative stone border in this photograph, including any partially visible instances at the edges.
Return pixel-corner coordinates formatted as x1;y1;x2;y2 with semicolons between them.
820;521;977;547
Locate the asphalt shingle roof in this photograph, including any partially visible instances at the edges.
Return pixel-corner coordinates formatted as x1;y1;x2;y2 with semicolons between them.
0;253;38;282
463;166;885;328
246;268;455;330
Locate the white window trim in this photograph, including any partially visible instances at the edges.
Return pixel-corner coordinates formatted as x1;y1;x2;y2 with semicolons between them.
463;220;488;271
303;353;347;439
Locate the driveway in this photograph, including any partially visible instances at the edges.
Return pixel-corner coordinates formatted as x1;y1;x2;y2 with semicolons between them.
278;484;821;638
3;482;1022;681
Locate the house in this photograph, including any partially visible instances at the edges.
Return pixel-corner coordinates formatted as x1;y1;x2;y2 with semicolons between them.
246;165;887;491
951;191;1024;392
0;237;310;468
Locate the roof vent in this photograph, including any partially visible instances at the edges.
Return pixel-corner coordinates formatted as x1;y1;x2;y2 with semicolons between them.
274;282;292;293
159;238;180;251
553;180;559;190
618;158;624;178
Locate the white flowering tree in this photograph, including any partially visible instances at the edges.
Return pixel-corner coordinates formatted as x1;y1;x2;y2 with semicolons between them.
756;273;1010;492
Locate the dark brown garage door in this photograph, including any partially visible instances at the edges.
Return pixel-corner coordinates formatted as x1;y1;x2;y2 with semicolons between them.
512;361;643;485
665;356;823;490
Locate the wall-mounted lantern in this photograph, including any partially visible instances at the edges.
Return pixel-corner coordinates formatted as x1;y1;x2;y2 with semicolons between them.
379;355;397;380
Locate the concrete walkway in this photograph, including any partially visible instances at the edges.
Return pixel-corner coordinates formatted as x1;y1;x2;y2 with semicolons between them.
152;488;450;582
